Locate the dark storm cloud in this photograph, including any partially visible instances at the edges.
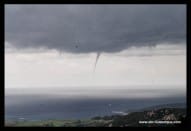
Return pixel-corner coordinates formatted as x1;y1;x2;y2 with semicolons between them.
5;5;186;53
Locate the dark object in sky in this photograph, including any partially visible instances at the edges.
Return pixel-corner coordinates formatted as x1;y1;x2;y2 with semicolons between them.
75;45;78;48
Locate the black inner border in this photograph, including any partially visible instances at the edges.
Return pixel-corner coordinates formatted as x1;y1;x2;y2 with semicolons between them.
1;0;190;129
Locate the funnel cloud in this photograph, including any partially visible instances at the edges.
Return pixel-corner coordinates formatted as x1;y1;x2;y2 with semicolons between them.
93;52;101;73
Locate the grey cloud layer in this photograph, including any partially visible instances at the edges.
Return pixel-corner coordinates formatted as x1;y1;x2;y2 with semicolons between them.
5;5;186;53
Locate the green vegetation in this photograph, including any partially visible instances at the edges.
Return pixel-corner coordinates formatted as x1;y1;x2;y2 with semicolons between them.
5;119;112;127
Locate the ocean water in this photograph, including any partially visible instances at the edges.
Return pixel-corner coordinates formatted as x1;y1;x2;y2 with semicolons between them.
5;87;186;121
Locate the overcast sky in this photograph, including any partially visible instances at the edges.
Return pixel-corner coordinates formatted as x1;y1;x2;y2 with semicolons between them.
5;5;186;93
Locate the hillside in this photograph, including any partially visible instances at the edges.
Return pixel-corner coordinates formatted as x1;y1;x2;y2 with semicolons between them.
92;108;186;127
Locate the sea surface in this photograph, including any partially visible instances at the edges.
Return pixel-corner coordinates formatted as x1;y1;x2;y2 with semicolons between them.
5;87;186;121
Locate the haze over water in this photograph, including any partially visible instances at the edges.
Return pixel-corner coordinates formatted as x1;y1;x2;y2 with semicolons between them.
5;86;186;120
